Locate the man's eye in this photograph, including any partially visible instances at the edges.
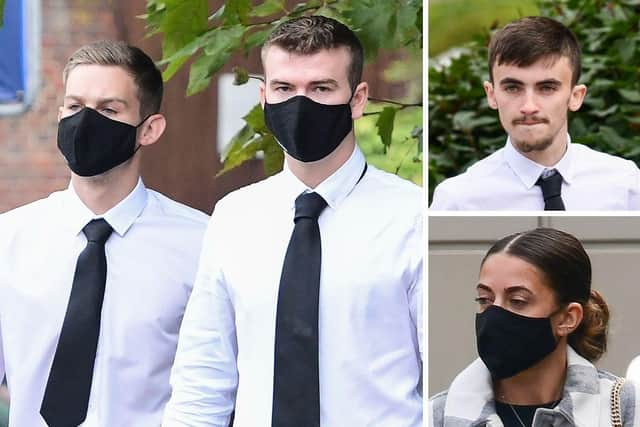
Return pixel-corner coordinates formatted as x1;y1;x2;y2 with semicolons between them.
313;86;330;93
68;104;81;111
539;85;557;93
101;108;117;115
275;86;290;92
504;85;520;93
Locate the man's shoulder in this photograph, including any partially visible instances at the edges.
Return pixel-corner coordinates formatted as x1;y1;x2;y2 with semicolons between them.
430;149;507;209
364;165;422;201
0;190;64;228
213;173;283;214
571;143;639;171
145;189;209;227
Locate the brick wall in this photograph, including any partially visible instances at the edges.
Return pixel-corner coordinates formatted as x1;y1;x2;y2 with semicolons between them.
0;0;118;213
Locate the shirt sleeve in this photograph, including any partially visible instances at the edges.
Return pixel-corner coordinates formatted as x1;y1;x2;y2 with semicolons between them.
162;203;238;427
429;180;458;211
407;212;424;362
627;162;640;210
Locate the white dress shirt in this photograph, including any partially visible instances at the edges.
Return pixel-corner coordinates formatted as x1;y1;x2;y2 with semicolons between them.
0;179;208;427
430;136;640;210
163;146;423;426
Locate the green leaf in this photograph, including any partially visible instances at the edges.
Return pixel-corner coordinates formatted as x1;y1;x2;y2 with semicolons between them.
0;0;5;26
222;0;251;25
243;103;268;133
619;89;640;103
376;107;397;152
232;66;249;85
245;27;273;51
250;0;285;18
187;53;226;95
261;134;285;176
156;0;208;58
218;124;261;175
186;25;245;95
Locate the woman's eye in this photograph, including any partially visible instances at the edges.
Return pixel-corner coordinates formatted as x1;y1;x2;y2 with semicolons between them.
474;297;492;306
510;298;528;308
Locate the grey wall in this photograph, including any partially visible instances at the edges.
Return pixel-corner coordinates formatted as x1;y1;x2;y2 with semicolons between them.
429;216;640;395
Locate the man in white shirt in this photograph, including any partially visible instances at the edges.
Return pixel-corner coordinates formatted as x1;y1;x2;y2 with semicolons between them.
163;16;423;427
0;41;208;426
430;16;640;210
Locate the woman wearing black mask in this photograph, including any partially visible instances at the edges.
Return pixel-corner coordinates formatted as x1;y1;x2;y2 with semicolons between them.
429;227;640;427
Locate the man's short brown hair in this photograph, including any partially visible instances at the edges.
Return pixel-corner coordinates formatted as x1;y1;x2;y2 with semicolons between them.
261;16;364;91
488;16;582;86
63;40;163;118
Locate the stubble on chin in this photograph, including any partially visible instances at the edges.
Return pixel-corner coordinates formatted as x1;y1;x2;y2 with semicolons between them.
512;136;554;153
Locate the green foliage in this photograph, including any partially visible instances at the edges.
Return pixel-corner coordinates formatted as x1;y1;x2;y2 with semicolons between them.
144;0;422;180
428;0;538;56
0;0;4;27
358;105;423;185
428;0;640;202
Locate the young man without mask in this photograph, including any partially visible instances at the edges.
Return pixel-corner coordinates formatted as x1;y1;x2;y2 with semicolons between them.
430;16;640;211
163;15;423;427
430;228;640;427
0;41;208;426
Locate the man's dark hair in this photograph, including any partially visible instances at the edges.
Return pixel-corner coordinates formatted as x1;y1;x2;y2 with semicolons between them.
63;40;163;118
488;16;582;86
261;15;364;91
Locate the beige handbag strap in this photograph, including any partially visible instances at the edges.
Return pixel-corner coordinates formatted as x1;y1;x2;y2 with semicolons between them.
611;377;625;427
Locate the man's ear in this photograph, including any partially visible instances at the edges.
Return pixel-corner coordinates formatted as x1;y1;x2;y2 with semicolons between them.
555;302;583;338
484;81;498;110
137;114;167;147
350;81;369;120
569;84;587;112
259;81;266;109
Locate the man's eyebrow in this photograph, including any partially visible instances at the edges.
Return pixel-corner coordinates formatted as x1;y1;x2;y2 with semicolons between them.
309;79;338;86
63;95;128;106
536;79;562;86
269;79;293;87
498;78;524;86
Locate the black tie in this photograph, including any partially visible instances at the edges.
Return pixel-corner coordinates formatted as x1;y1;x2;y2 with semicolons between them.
41;219;113;427
536;169;566;211
272;192;327;427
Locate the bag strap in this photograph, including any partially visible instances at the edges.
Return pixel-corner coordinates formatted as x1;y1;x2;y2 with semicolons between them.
611;377;625;427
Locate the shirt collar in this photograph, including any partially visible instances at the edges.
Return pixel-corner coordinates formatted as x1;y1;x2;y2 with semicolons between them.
504;135;574;189
281;144;367;211
64;178;148;237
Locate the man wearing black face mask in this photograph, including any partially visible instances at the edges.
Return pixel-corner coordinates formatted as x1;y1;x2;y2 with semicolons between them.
163;15;423;427
0;41;208;426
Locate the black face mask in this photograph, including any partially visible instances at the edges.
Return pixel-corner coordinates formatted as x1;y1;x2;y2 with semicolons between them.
57;107;148;177
475;304;559;379
264;95;353;163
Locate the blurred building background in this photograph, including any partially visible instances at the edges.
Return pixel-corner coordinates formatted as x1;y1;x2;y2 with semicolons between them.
430;216;640;395
0;0;415;214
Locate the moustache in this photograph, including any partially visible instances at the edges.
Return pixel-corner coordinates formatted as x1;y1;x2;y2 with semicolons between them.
512;117;549;125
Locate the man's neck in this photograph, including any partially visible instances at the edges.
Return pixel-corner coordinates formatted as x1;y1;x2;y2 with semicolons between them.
493;342;567;405
70;162;140;215
286;135;356;189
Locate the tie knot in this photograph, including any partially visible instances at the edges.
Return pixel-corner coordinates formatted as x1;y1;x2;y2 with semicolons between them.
536;169;563;198
82;219;113;244
294;192;327;222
